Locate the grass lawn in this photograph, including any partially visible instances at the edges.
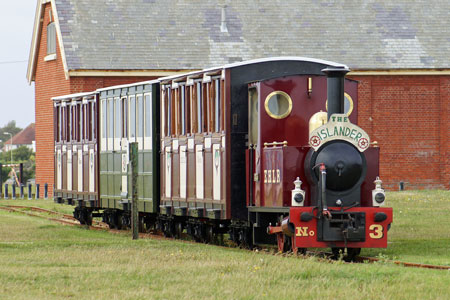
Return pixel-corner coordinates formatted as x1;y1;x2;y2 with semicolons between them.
0;191;449;299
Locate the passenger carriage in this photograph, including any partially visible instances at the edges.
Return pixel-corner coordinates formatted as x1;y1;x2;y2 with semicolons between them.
53;92;98;223
97;81;160;229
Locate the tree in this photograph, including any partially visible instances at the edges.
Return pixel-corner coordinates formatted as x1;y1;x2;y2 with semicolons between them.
0;146;35;185
0;121;22;149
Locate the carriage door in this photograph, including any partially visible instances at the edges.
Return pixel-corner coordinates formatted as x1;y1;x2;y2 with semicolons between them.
121;95;129;196
248;85;260;206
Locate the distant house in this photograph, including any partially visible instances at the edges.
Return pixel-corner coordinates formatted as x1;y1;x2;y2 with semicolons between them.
2;123;36;153
27;0;450;196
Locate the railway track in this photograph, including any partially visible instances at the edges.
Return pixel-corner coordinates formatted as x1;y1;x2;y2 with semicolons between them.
1;204;448;271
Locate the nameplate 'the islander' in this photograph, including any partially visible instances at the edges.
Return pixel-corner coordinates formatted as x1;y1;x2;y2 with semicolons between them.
309;114;370;152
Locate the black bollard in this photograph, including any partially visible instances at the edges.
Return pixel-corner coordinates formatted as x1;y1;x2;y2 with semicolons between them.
12;184;16;200
19;163;23;185
36;184;40;199
28;184;32;200
4;184;8;199
44;183;48;199
20;184;24;199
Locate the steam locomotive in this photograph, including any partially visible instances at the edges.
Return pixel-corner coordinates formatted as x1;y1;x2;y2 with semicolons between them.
53;57;392;260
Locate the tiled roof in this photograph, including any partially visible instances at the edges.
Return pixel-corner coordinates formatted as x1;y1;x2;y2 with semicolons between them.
54;0;449;71
4;123;36;146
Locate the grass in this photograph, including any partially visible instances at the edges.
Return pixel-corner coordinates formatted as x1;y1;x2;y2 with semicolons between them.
363;190;450;265
0;191;449;299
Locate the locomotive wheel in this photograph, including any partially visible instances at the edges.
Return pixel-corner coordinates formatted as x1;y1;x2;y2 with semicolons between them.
332;247;361;262
276;234;284;252
345;248;361;262
276;234;290;252
291;236;307;255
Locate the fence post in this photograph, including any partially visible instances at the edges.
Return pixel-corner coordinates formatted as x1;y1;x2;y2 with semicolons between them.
36;184;40;199
130;142;139;240
5;184;8;199
12;184;16;199
44;183;48;199
20;184;24;199
28;184;32;200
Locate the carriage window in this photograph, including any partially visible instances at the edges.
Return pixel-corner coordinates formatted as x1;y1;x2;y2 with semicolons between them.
78;104;83;142
67;105;72;141
77;104;81;142
81;104;85;141
60;106;64;141
167;87;172;136
264;91;292;119
171;88;177;136
221;80;225;131
207;82;213;133
121;97;128;138
115;97;121;139
130;95;136;138
196;82;202;133
85;104;89;141
181;86;186;135
92;102;96;140
184;86;191;135
203;83;209;132
88;102;93;141
145;94;151;137
249;88;259;146
102;100;107;139
109;99;114;142
214;79;220;132
190;85;197;134
137;95;144;138
55;106;59;142
161;88;167;137
56;106;60;142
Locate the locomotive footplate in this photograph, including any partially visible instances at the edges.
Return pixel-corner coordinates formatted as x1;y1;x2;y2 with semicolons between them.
318;211;365;242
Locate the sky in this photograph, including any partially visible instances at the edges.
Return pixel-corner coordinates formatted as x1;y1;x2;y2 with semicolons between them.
0;1;36;129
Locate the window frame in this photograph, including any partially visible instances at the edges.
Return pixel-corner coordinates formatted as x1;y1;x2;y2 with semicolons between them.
46;22;57;59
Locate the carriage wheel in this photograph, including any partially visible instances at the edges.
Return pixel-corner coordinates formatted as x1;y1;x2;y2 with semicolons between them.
205;225;214;244
175;222;183;239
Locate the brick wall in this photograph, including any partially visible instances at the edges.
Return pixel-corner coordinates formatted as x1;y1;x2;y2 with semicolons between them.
34;4;71;198
34;4;156;198
351;75;450;190
34;4;449;196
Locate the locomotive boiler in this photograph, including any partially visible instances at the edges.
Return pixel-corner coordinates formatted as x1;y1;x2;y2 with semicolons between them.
52;57;392;260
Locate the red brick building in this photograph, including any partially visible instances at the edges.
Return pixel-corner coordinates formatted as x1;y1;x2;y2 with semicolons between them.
28;0;449;196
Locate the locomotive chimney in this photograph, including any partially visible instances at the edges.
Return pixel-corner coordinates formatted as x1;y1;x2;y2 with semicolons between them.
322;66;350;120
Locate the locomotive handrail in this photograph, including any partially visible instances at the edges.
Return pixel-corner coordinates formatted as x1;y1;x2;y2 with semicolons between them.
263;141;288;148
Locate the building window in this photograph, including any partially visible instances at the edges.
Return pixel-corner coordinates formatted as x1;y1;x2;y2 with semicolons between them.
47;22;56;55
